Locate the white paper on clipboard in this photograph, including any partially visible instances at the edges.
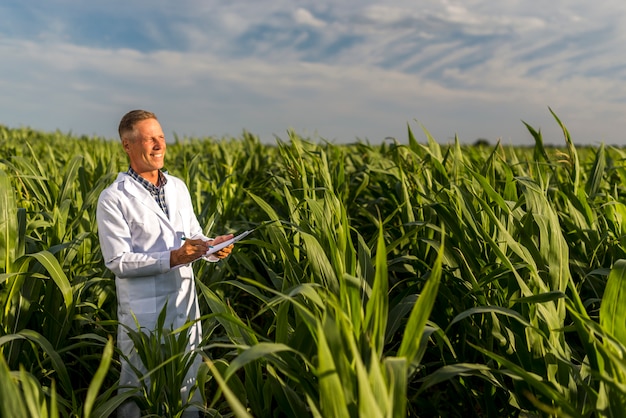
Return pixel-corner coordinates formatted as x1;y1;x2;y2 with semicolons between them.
206;229;254;255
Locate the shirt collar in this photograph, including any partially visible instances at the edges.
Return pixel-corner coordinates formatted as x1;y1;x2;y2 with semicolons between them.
127;167;167;189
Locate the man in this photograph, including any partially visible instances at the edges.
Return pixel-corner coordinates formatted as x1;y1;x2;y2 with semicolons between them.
96;110;233;417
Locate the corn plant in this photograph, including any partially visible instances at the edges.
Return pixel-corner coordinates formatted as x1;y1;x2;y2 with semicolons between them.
3;112;626;416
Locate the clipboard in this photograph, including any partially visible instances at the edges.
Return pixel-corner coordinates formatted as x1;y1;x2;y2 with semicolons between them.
206;229;254;255
190;220;278;261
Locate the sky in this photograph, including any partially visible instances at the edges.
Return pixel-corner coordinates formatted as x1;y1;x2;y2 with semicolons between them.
1;1;626;146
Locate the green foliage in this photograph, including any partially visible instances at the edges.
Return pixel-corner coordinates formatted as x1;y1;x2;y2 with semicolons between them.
122;306;203;417
2;114;626;417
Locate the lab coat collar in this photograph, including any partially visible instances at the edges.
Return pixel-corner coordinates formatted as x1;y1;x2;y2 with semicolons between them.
118;172;180;227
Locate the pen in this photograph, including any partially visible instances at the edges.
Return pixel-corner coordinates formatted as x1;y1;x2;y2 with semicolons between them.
181;236;214;248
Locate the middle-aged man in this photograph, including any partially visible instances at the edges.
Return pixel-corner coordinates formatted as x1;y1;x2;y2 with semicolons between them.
96;109;234;417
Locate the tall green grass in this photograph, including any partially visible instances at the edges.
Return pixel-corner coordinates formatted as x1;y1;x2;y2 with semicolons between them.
2;114;626;417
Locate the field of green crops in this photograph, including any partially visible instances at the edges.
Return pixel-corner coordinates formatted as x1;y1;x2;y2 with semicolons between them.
3;111;626;417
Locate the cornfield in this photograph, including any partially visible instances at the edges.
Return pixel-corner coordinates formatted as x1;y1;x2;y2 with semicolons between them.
2;110;626;417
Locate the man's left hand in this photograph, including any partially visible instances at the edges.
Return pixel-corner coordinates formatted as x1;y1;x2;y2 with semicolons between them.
210;234;234;259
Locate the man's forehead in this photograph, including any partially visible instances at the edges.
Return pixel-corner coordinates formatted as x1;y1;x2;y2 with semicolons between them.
132;119;164;135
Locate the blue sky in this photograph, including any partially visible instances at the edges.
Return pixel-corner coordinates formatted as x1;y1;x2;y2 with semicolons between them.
2;1;625;145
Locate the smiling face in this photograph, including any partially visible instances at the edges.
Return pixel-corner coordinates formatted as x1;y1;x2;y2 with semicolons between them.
122;118;166;184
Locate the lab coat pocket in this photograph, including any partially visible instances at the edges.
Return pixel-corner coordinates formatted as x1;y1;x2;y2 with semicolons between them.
121;276;158;315
129;220;162;252
128;221;146;247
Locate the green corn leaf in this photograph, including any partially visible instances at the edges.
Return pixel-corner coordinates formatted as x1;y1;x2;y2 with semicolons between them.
397;228;444;369
223;342;297;382
418;363;501;394
0;329;73;399
0;168;17;274
58;155;83;204
470;343;579;417
600;259;626;345
83;336;114;418
364;221;388;355
384;357;407;418
0;354;29;418
354;347;384;418
585;143;606;198
204;358;253;418
20;251;73;309
317;318;350;418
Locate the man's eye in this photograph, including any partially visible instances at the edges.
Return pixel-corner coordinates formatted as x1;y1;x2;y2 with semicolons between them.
142;137;163;144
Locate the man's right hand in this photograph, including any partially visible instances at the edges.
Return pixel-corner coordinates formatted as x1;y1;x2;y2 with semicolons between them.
170;239;210;267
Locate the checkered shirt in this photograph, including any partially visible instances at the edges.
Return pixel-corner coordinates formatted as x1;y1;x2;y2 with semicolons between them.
127;167;169;217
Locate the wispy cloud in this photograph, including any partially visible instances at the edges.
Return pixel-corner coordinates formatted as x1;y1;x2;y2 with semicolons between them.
1;0;626;144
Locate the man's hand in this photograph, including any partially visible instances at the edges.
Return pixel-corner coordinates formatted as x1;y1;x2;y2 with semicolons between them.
170;238;211;267
169;234;234;267
209;234;235;259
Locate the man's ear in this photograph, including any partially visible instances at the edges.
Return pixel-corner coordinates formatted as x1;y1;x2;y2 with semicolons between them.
122;137;131;153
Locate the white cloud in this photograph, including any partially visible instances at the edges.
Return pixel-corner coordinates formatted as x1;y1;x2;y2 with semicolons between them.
1;1;626;146
294;8;326;28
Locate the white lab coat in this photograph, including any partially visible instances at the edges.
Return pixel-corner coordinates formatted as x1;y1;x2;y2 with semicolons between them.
96;172;208;413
